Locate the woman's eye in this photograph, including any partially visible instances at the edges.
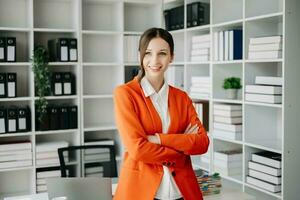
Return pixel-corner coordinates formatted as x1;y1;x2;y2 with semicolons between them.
145;52;151;55
159;52;167;56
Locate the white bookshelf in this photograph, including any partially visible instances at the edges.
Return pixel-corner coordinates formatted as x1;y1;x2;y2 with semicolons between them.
0;0;163;198
164;0;300;199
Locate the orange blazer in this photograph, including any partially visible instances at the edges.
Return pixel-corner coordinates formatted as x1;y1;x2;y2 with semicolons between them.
113;77;209;200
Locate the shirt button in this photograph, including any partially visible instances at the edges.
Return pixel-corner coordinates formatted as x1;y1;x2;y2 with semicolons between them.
171;171;176;176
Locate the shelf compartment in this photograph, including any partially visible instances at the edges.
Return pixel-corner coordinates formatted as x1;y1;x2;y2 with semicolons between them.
245;0;283;19
0;31;30;62
172;31;184;63
244;104;282;152
212;63;243;100
0;0;31;28
245;182;282;199
83;65;123;96
33;0;78;29
212;0;243;25
124;2;161;32
185;64;210;95
82;0;122;32
82;34;122;63
83;98;115;130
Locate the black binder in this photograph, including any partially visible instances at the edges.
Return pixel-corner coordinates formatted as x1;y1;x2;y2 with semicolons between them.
0;37;6;62
164;10;170;31
7;73;17;98
68;39;78;62
187;3;192;28
6;37;16;62
68;106;77;129
62;72;75;95
52;72;63;95
48;38;69;62
7;107;17;133
59;106;69;129
49;106;59;130
17;107;31;132
0;107;6;133
0;73;7;98
191;2;210;27
36;108;50;131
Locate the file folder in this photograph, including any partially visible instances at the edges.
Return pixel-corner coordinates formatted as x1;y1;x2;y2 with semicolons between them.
0;73;7;98
7;73;17;97
6;37;16;62
17;107;31;132
187;4;192;28
0;37;6;62
59;106;69;129
49;106;59;130
69;39;78;62
7;107;17;133
68;106;78;129
48;38;69;62
62;72;72;95
52;72;63;95
0;108;6;133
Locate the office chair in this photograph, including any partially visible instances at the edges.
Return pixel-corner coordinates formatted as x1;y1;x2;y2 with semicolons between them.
57;145;118;178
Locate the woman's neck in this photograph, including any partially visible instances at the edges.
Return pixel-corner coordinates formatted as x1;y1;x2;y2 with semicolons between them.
146;76;164;93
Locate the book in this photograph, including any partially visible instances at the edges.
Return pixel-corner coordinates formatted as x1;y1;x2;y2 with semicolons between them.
0;149;31;156
214;149;242;162
248;50;282;59
214;165;242;176
0;141;31;152
191;55;209;62
0;152;32;162
248;161;281;176
214;159;242;168
84;153;110;162
245;93;282;104
218;31;224;61
246;176;281;193
214;122;242;132
213;130;242;140
36;170;61;178
191;48;210;56
192;34;210;43
191;76;210;84
249;169;281;185
255;76;283;86
213;32;219;61
245;85;282;95
249;35;282;45
192;42;210;49
229;29;243;60
214;104;242;111
84;139;115;146
214;116;242;124
213;109;242;117
0;159;32;169
85;166;104;174
36;141;69;153
252;151;281;169
248;43;282;51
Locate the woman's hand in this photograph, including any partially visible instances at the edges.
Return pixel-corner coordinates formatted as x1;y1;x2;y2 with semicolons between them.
185;123;199;134
147;134;161;144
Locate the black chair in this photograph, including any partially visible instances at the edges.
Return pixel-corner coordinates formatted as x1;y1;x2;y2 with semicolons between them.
58;145;118;178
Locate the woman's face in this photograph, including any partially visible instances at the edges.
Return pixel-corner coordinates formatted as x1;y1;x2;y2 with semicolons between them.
142;37;173;81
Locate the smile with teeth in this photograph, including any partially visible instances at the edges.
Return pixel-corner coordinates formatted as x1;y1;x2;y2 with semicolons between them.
148;65;162;71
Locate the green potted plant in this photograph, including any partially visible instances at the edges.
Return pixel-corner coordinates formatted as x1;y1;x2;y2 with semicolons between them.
31;45;51;122
223;77;242;99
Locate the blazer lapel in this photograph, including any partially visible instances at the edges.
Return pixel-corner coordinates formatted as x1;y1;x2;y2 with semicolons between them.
167;86;180;134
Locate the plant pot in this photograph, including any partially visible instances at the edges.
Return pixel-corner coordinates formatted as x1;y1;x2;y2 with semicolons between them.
225;89;238;99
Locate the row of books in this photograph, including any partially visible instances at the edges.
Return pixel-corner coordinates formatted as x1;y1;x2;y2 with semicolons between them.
214;29;242;61
0;140;32;169
36;141;69;167
193;101;209;131
245;76;282;104
248;35;282;60
124;35;139;63
214;149;242;177
48;38;78;62
247;151;282;193
213;104;242;141
51;72;76;96
35;105;78;131
0;37;16;62
0;106;31;134
0;73;17;98
189;76;211;99
196;171;221;196
190;34;210;62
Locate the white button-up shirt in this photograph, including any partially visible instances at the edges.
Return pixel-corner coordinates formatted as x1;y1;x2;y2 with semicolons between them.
140;77;182;200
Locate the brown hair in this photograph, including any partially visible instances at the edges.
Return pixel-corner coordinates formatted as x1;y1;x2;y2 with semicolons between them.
137;27;174;80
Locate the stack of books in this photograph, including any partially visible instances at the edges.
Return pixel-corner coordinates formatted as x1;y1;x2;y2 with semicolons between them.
248;35;282;60
214;29;242;61
213;104;242;140
0;140;32;169
196;171;222;196
213;149;242;177
124;35;139;63
190;34;210;62
193;101;209;131
36;169;68;193
247;151;282;193
36;141;69;167
84;139;114;178
189;76;211;99
245;76;282;104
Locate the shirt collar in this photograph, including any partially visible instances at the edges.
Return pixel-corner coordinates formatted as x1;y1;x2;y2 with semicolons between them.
141;77;169;98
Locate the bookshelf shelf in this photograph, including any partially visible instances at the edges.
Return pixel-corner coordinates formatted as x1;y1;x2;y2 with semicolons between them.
0;97;32;102
82;30;122;35
244;101;283;108
83;95;113;99
244;183;282;199
33;28;77;33
0;27;31;32
213;136;243;145
212;19;243;29
0;166;34;173
244;142;282;155
34;129;79;136
244;59;283;63
0;132;33;138
244;12;283;22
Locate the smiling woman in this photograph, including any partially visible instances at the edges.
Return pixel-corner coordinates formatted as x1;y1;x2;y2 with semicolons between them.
113;28;209;200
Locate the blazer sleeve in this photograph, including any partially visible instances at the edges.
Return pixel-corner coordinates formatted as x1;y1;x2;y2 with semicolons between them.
114;86;187;166
158;95;209;155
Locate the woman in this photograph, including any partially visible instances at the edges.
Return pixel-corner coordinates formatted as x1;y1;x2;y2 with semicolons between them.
113;28;209;200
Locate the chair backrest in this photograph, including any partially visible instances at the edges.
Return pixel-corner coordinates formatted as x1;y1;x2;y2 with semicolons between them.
57;145;118;178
